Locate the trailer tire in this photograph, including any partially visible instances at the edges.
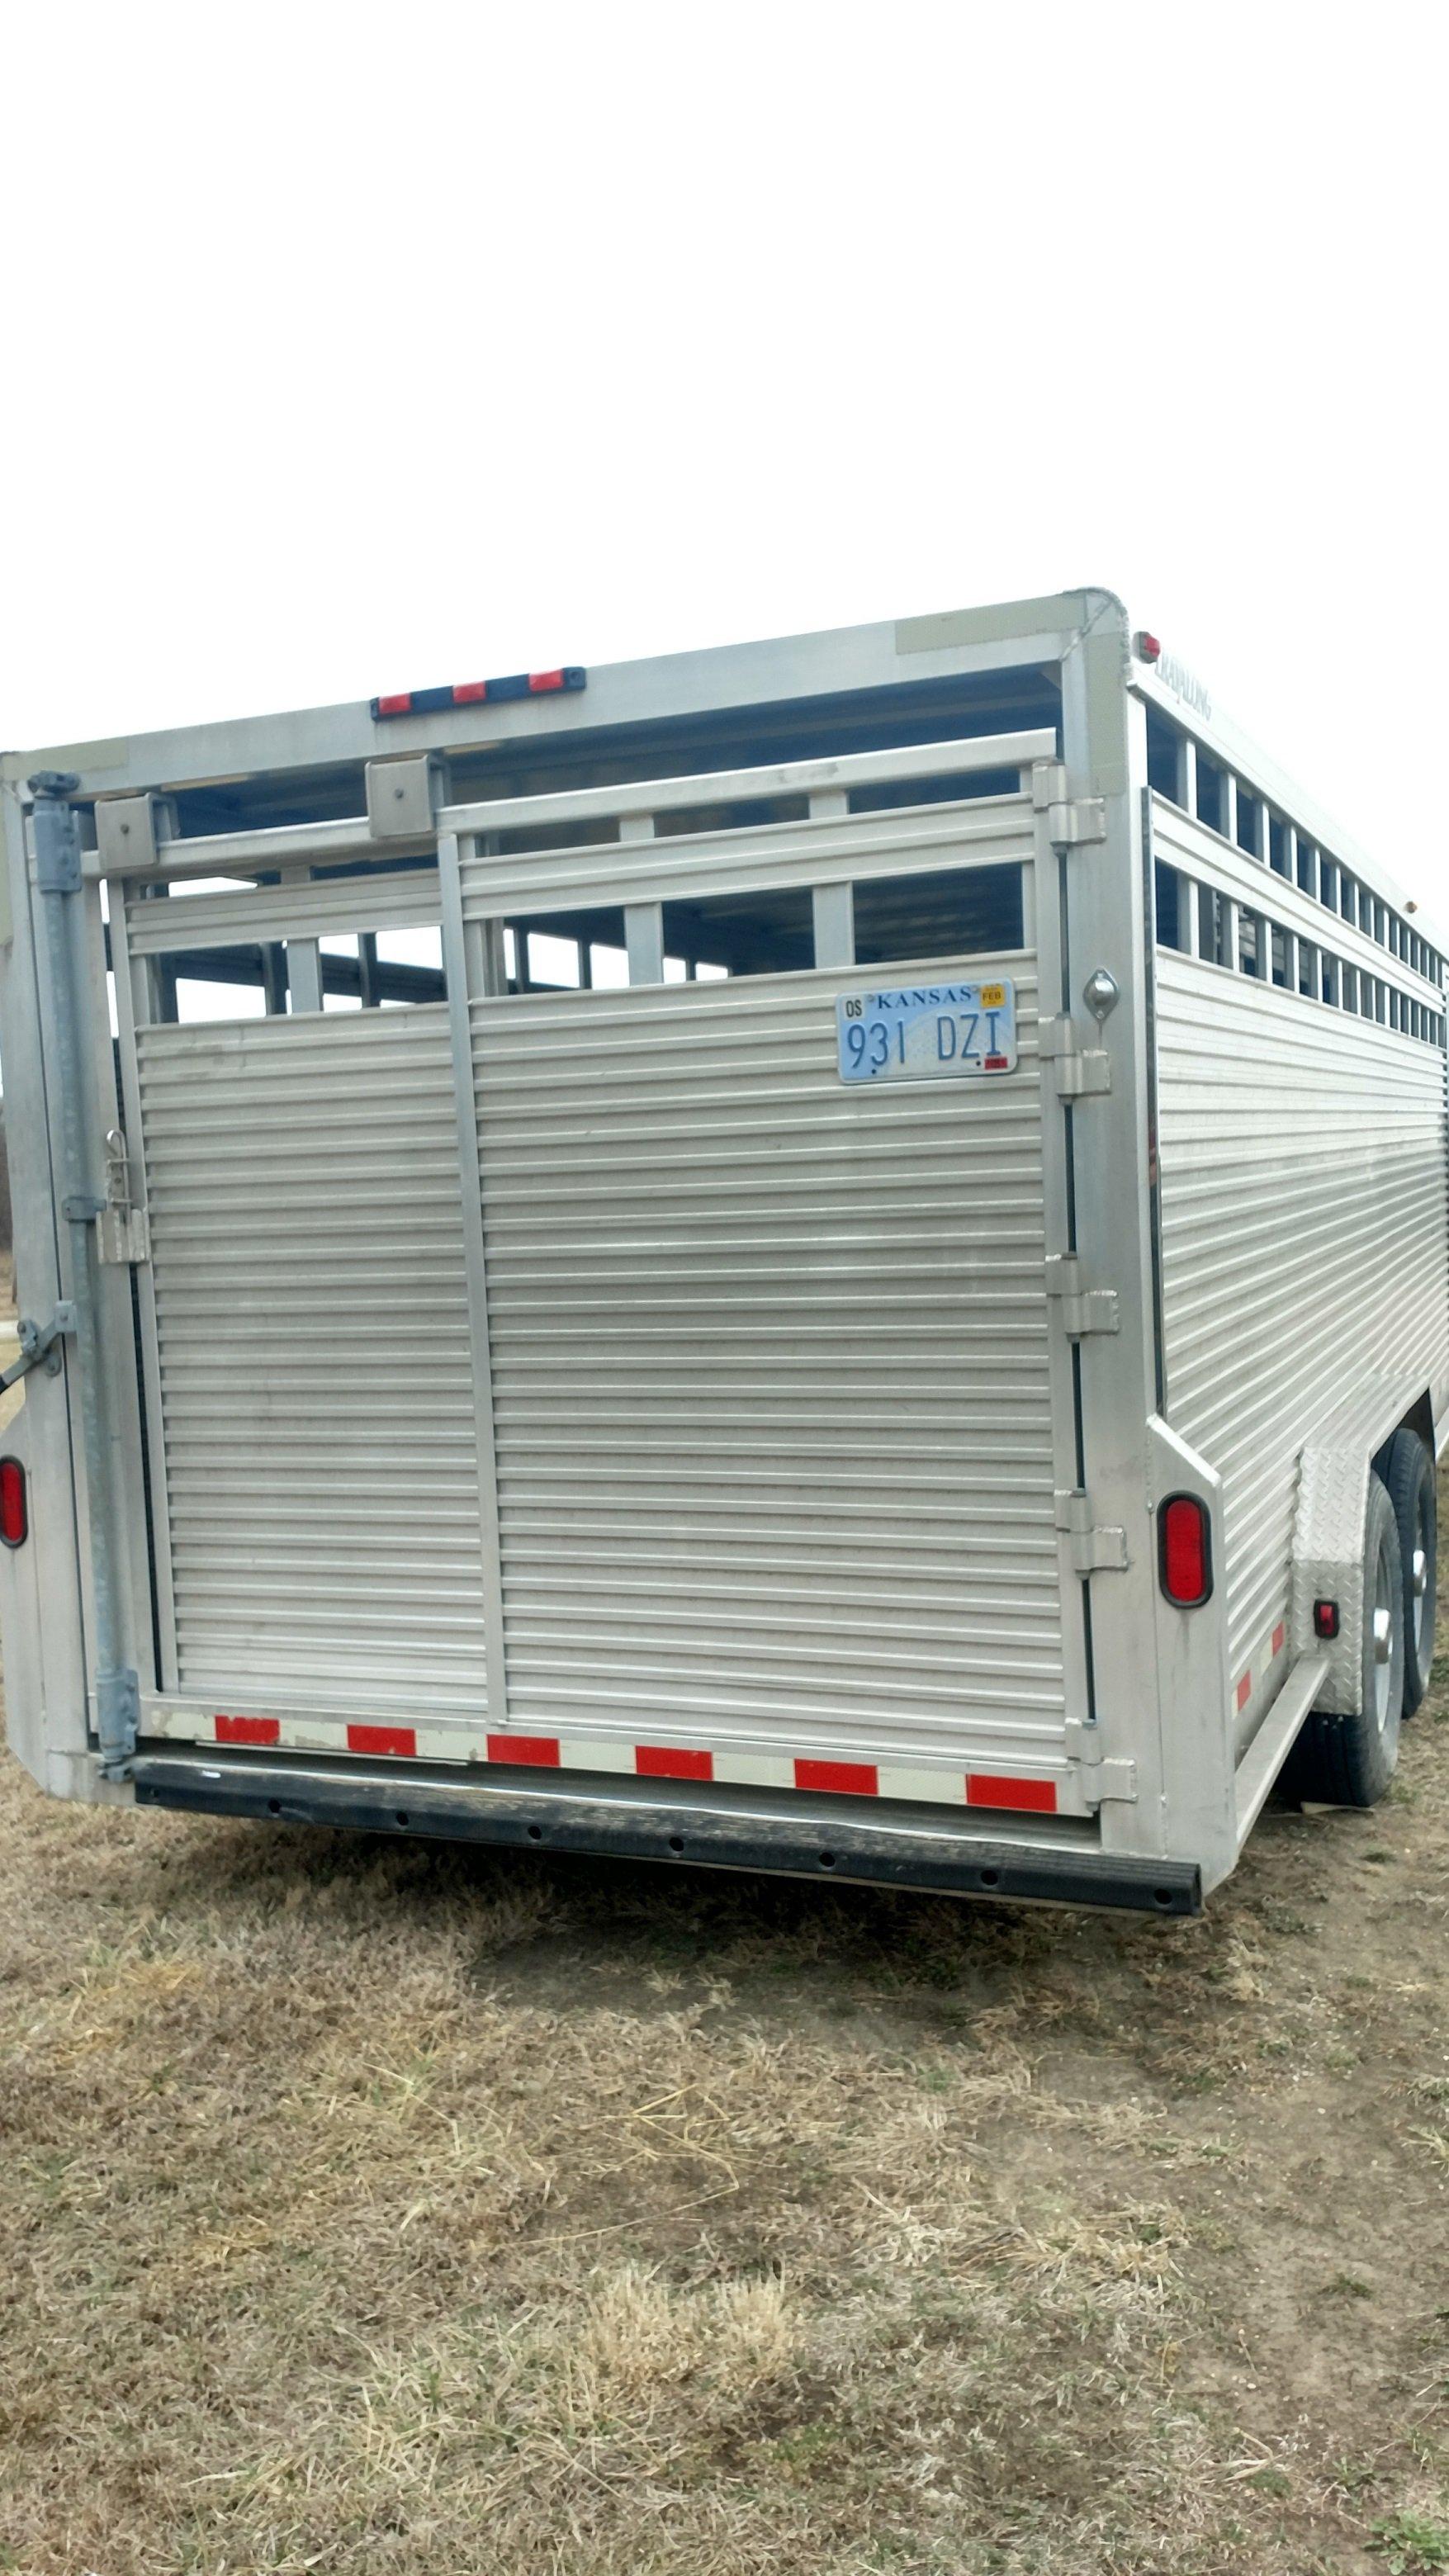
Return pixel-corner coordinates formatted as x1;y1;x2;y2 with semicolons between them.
1286;1472;1405;1808
1384;1428;1437;1717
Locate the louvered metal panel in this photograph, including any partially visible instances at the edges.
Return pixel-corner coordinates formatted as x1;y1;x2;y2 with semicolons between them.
1156;950;1449;1707
135;1007;488;1721
472;954;1067;1772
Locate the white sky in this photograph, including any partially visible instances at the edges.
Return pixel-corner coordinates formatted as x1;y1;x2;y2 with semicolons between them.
2;2;1445;906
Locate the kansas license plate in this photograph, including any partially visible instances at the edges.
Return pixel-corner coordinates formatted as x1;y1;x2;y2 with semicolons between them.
836;980;1018;1085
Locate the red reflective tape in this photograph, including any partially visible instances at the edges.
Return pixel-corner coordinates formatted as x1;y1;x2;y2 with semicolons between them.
452;680;489;705
215;1713;280;1748
1271;1621;1286;1658
966;1773;1058;1814
528;668;566;693
636;1744;713;1782
1235;1671;1252;1712
794;1758;878;1797
486;1733;560;1768
375;693;412;717
347;1724;417;1758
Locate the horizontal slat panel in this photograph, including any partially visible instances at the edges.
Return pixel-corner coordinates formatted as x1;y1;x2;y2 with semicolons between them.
446;728;1054;841
1156;949;1449;1702
460;793;1034;916
125;868;441;955
475;956;1065;1767
1153;797;1443;1006
136;1006;487;1715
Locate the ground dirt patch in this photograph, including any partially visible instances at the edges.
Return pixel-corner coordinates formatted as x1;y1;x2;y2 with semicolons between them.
2;1627;1448;2569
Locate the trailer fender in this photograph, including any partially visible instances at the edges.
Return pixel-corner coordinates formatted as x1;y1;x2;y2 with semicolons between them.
1290;1441;1372;1715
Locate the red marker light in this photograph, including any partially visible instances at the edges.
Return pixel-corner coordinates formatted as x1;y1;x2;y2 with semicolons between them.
1135;631;1163;664
1313;1598;1340;1641
1159;1493;1211;1606
372;668;585;721
0;1456;28;1549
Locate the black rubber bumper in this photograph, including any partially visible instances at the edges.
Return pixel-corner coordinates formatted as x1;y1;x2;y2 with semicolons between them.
131;1751;1203;1916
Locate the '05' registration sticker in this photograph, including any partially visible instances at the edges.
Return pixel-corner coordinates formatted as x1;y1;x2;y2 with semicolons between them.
836;980;1017;1085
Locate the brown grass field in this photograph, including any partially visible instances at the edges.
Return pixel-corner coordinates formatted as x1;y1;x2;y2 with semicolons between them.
2;1480;1448;2569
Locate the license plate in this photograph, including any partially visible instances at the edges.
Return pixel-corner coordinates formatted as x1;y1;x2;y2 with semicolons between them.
836;979;1018;1085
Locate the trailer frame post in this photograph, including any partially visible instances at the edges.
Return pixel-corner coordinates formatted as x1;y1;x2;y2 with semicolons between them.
28;772;140;1778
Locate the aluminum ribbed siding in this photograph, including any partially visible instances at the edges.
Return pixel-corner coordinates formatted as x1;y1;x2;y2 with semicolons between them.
135;1007;488;1718
471;955;1067;1772
1155;952;1449;1699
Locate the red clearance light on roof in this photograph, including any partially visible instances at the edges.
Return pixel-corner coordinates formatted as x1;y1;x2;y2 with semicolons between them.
1159;1493;1211;1606
1135;630;1163;664
370;667;586;721
0;1456;28;1549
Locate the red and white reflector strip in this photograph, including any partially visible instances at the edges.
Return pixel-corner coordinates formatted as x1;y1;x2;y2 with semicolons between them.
1232;1617;1292;1723
0;1456;27;1549
372;667;585;720
163;1710;1067;1816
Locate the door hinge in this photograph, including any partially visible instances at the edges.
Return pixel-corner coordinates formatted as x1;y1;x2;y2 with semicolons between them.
1055;1487;1129;1573
1032;761;1107;850
1063;1720;1137;1802
1038;1014;1112;1099
1045;1252;1120;1338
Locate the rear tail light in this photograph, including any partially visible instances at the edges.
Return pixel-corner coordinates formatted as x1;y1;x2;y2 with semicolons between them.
1159;1492;1211;1606
0;1456;28;1549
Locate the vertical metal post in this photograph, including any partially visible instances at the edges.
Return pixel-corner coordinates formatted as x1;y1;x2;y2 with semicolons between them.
29;774;139;1776
261;942;289;1016
812;880;855;968
625;900;665;984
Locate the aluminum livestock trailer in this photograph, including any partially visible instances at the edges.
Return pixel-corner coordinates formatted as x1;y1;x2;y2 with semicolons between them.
2;590;1447;1916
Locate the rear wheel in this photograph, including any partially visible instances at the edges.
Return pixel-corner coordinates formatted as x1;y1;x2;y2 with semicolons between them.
1286;1471;1405;1808
1384;1428;1437;1717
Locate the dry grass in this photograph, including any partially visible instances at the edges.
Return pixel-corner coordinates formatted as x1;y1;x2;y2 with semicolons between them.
2;1587;1449;2567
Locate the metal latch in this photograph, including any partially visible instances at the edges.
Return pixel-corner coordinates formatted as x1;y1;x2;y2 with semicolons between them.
0;1303;76;1393
1055;1488;1129;1574
1063;1719;1137;1803
97;1129;149;1265
1038;1014;1111;1100
1045;1252;1120;1338
64;1133;149;1262
1032;760;1107;850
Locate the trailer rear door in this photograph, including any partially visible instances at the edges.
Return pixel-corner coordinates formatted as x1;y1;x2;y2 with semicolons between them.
114;732;1098;1819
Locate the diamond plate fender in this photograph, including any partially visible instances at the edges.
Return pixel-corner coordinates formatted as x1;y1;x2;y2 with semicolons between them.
1290;1442;1369;1715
